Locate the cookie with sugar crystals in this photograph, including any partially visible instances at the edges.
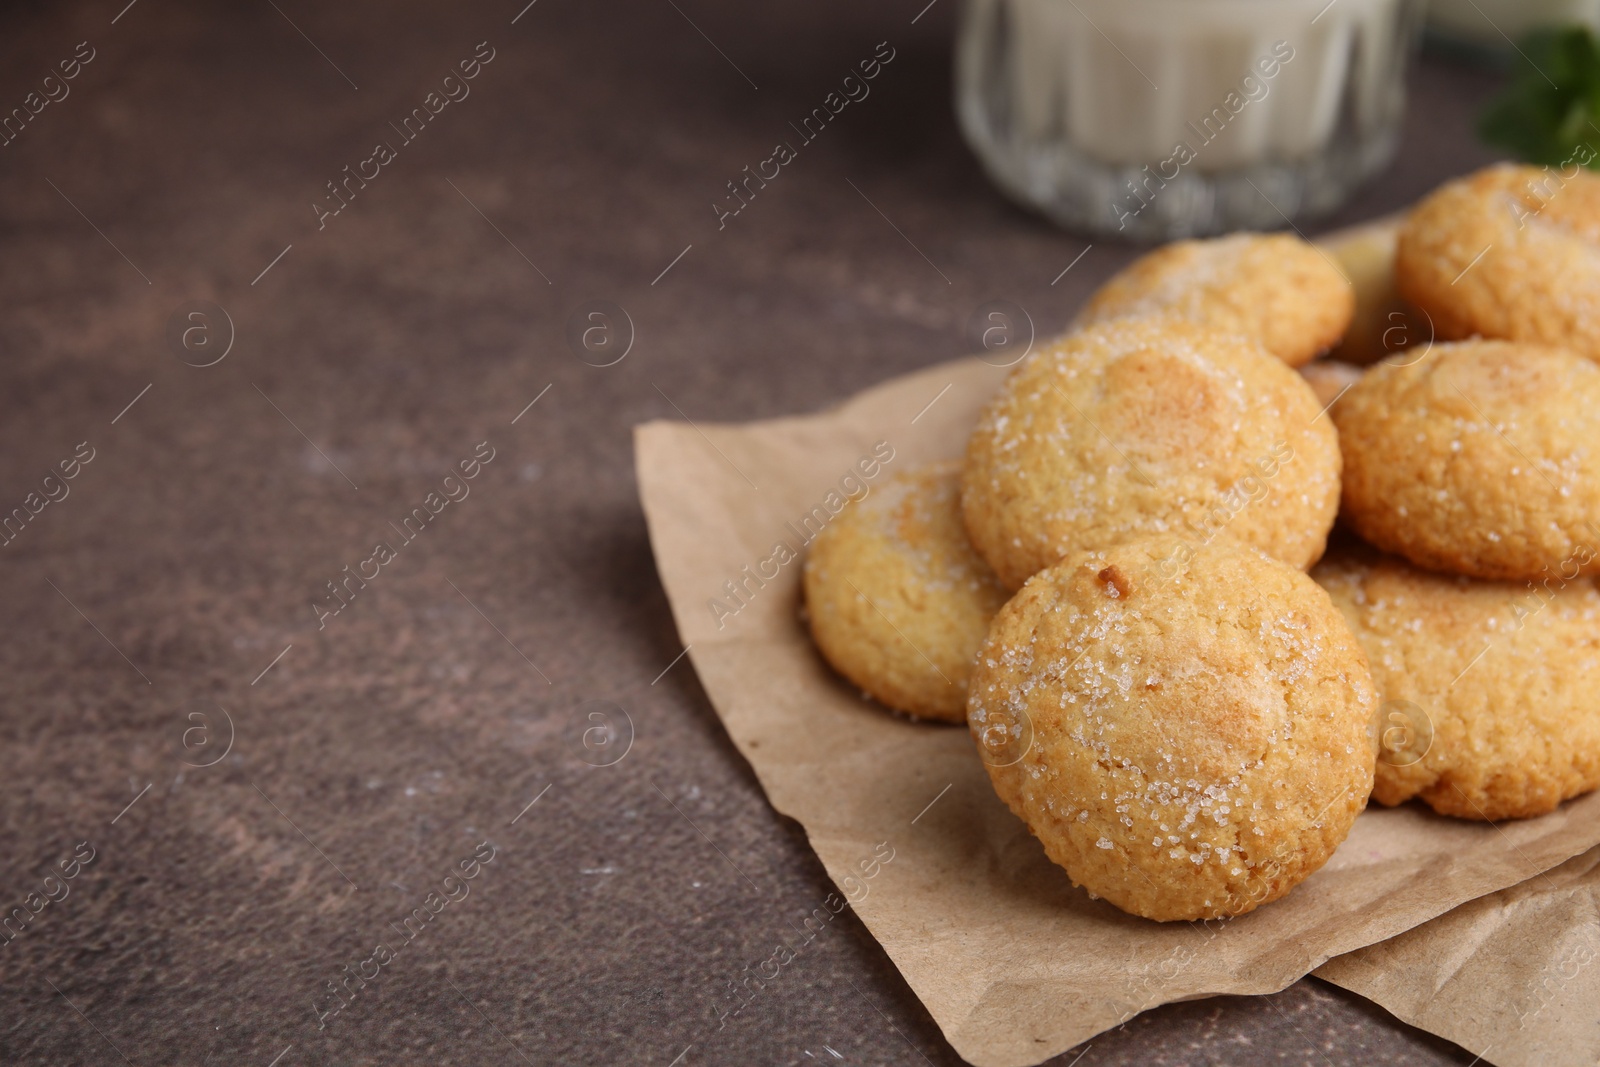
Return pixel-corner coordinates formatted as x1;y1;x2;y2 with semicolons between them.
969;536;1376;922
805;461;1009;721
962;316;1340;590
1396;162;1600;362
1333;339;1600;582
1075;232;1354;367
1315;541;1600;820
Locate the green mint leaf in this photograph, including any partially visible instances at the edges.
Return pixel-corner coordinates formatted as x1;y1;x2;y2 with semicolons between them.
1479;25;1600;168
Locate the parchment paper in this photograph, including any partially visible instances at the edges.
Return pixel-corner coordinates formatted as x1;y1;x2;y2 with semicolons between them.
634;354;1600;1067
1317;846;1600;1067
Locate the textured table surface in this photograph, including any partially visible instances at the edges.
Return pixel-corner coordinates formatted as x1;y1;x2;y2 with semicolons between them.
0;1;1506;1064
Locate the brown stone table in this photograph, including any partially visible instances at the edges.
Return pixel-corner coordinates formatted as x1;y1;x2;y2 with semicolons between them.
0;1;1504;1063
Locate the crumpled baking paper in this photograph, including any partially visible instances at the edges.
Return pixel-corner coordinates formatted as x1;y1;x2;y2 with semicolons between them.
1318;845;1600;1067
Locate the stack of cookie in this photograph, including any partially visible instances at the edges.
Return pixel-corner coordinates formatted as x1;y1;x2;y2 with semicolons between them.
1317;163;1600;825
803;162;1600;923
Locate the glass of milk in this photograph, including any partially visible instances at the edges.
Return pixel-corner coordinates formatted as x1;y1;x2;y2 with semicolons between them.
956;0;1424;239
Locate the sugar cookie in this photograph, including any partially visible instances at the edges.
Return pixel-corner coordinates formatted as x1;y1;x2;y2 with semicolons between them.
1315;542;1600;820
805;461;1009;721
1395;162;1600;362
1333;339;1600;581
1076;233;1354;367
969;537;1376;921
962;317;1340;590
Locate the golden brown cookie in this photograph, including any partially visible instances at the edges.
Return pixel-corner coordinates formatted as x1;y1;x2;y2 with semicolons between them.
1314;541;1600;820
962;317;1341;590
804;461;1010;721
969;537;1377;922
1075;233;1354;367
1396;163;1600;361
1333;339;1600;581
